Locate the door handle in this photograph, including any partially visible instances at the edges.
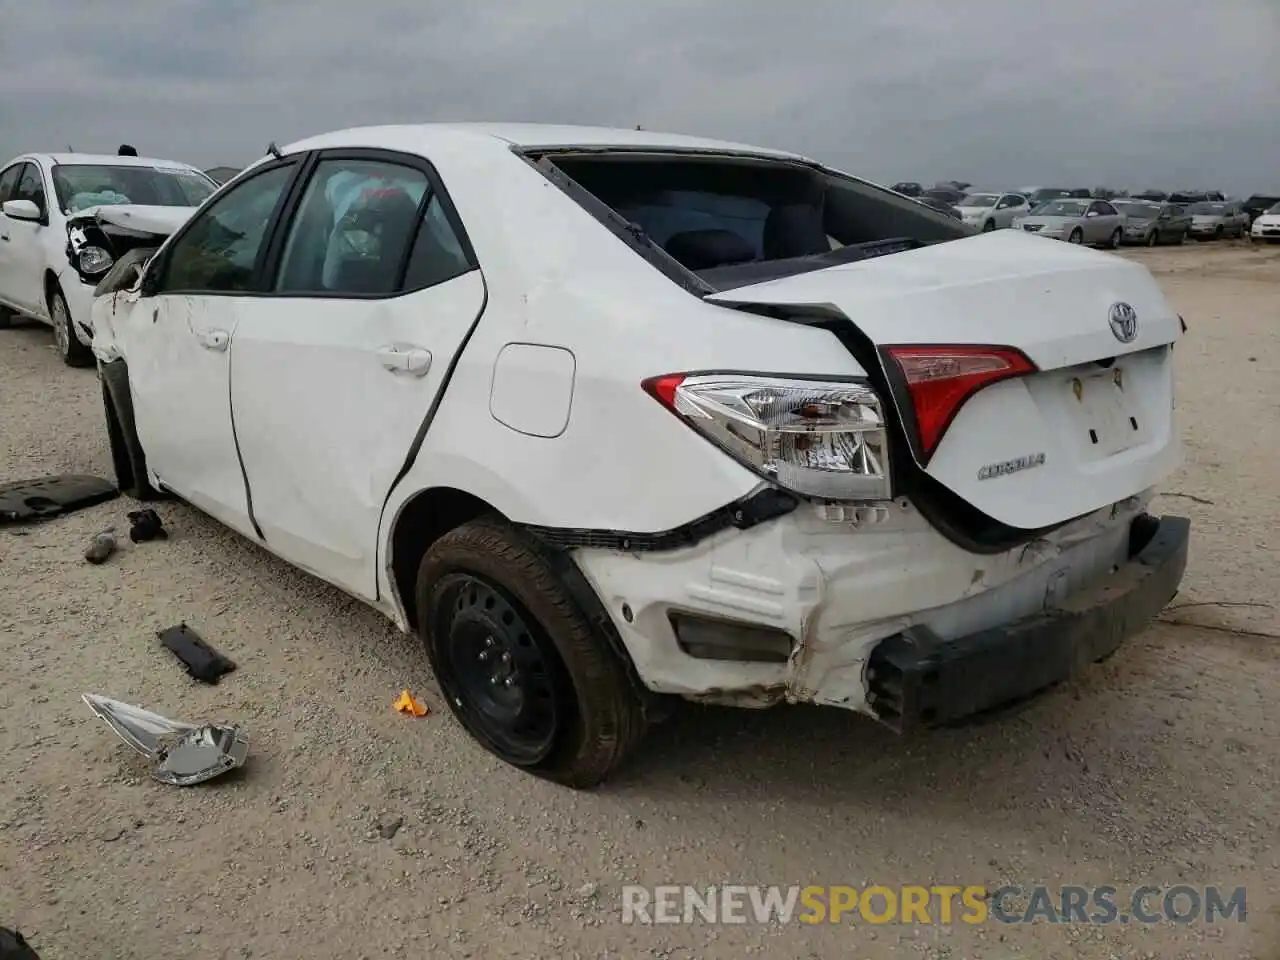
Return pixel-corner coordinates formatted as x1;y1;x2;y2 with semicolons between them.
376;346;432;377
197;329;230;352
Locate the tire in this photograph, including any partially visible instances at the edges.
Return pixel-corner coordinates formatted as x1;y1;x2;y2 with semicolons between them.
982;219;996;232
1068;228;1083;244
415;518;647;788
0;306;12;329
50;286;93;367
1108;228;1122;249
101;371;161;500
1145;229;1159;247
1214;225;1224;240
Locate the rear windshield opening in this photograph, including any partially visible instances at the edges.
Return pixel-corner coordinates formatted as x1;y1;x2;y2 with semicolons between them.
539;152;969;291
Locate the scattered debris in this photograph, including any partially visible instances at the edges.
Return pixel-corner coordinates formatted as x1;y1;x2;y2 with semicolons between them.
159;623;236;684
98;825;127;843
127;509;167;543
394;690;428;716
0;475;118;524
0;927;42;960
83;529;118;564
377;816;404;840
82;694;249;786
1161;491;1215;505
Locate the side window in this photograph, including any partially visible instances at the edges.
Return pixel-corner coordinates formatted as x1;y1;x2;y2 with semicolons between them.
12;163;47;215
161;163;294;294
1098;202;1117;216
997;194;1020;209
0;164;22;204
403;193;471;291
276;158;430;295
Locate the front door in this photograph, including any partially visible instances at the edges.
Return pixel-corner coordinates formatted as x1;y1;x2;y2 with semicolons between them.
229;151;485;600
0;163;51;313
116;160;300;535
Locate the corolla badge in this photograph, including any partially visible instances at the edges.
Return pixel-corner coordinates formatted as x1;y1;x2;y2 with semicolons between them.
1108;302;1138;343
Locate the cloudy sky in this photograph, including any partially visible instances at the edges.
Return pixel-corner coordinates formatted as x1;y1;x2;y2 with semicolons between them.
2;0;1277;194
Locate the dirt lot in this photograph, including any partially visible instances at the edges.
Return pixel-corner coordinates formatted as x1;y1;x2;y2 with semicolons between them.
2;240;1278;959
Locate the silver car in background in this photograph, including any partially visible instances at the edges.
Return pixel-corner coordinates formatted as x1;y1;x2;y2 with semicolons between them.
1187;201;1249;240
1012;198;1125;247
953;191;1030;231
1114;199;1192;246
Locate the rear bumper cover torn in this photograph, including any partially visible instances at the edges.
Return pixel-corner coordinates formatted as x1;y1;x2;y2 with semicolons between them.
866;513;1190;732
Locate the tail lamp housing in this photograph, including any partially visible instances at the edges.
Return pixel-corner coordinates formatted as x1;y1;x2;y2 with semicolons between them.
642;373;891;501
882;344;1037;462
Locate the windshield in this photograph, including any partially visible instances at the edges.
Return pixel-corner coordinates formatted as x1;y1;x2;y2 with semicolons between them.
52;164;216;213
1189;202;1225;214
959;194;998;207
1115;202;1161;218
1031;200;1087;217
1269;202;1280;214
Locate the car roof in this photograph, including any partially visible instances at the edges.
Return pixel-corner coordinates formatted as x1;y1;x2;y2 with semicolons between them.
12;152;201;171
280;122;812;163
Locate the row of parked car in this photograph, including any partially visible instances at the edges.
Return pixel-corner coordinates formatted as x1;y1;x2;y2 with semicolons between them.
0;127;1195;787
890;181;1280;249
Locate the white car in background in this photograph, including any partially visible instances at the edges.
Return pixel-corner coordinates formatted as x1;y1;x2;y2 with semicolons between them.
954;191;1031;231
91;123;1189;787
0;152;216;365
1248;202;1280;242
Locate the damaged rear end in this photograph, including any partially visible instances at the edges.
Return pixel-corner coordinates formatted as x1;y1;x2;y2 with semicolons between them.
530;145;1189;729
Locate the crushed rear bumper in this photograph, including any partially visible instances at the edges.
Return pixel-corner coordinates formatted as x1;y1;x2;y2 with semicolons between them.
866;513;1189;732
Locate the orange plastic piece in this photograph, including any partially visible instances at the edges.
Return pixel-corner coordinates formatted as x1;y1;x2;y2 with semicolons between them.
394;690;428;717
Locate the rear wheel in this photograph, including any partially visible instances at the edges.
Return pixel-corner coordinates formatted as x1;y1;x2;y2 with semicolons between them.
1108;228;1122;249
416;518;647;788
1068;228;1084;244
51;287;93;367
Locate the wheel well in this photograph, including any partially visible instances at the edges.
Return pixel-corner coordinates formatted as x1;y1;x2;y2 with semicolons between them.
44;270;60;309
390;487;494;630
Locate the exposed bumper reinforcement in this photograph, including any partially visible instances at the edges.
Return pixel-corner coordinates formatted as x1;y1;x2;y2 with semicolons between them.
866;513;1190;733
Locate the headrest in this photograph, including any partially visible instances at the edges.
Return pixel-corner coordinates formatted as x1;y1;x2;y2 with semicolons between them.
663;229;756;270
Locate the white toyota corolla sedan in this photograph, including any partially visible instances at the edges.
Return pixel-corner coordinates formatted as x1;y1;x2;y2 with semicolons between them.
90;123;1190;787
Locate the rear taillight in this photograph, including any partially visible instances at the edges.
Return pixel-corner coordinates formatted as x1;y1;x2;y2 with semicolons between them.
642;373;891;500
884;345;1037;460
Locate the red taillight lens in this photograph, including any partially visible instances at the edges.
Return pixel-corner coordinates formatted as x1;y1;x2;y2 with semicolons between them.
884;345;1037;459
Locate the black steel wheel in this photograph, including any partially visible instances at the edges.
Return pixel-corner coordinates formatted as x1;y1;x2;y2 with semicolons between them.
431;573;567;766
415;518;647;787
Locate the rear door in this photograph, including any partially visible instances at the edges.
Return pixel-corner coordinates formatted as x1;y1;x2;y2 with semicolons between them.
706;231;1182;529
228;149;484;600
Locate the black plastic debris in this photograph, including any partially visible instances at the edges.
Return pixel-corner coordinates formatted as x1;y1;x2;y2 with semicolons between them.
0;928;41;960
0;475;118;524
159;623;236;684
128;509;166;543
84;529;118;564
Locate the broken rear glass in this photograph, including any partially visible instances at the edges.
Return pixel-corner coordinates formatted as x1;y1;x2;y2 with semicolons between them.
538;152;968;292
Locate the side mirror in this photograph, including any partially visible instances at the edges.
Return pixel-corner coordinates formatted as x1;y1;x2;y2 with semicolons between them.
2;199;42;222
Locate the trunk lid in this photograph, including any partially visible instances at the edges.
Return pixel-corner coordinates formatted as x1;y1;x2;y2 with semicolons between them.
705;230;1182;529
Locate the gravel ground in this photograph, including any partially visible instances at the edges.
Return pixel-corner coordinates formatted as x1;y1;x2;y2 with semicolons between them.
2;240;1278;959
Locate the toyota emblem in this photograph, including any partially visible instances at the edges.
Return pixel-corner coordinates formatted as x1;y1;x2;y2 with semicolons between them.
1108;302;1138;343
